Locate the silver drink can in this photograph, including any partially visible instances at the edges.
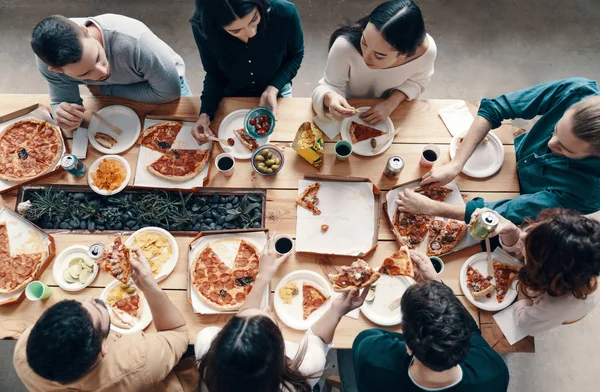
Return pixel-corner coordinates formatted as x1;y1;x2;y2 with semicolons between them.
469;211;500;241
88;243;105;260
384;156;404;178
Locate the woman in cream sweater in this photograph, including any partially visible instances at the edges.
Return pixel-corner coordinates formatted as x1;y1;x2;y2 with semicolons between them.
472;208;600;335
312;0;437;125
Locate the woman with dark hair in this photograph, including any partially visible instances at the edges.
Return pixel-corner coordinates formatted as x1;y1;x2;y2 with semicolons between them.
471;208;600;335
189;0;304;144
312;0;436;124
195;236;369;391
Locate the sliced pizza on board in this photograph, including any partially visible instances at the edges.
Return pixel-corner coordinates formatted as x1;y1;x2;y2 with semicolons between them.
328;259;380;292
348;121;387;144
99;237;131;284
379;246;414;278
296;182;321;215
137;121;183;152
302;282;330;319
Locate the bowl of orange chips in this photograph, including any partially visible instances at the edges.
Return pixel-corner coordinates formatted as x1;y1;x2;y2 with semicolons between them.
88;155;131;195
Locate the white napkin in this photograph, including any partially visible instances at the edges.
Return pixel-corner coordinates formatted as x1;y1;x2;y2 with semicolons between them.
72;128;88;159
438;101;474;136
313;115;341;140
493;304;528;345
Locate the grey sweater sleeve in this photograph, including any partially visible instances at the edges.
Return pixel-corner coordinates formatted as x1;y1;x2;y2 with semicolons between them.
37;56;83;116
99;32;182;103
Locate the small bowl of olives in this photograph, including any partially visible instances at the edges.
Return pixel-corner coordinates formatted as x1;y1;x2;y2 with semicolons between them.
251;145;284;176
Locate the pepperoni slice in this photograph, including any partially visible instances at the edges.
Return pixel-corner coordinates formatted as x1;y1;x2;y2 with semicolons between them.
209;291;221;302
222;293;233;304
235;292;246;302
224;280;235;290
214;281;224;290
233;269;245;279
220;274;232;283
195;268;206;279
207;274;219;282
199;281;211;293
218;263;229;272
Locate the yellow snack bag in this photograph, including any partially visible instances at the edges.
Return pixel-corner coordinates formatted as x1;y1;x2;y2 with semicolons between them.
292;122;324;170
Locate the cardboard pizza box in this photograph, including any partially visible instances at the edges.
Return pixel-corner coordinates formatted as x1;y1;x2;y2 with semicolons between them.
0;205;56;306
132;116;212;191
295;173;381;257
187;228;270;314
0;104;69;194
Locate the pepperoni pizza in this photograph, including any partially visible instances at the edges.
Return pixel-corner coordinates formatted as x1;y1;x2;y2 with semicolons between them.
0;223;45;294
138;121;183;152
147;149;210;182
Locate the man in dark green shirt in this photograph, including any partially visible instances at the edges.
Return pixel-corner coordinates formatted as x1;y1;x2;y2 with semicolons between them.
396;78;600;224
352;252;509;391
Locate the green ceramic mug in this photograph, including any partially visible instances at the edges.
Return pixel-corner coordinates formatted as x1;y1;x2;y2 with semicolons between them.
25;281;52;301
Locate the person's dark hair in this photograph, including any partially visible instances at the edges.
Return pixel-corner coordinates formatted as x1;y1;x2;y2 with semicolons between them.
520;209;600;299
198;315;311;392
31;15;85;67
26;300;105;384
401;281;472;372
191;0;268;37
329;0;426;57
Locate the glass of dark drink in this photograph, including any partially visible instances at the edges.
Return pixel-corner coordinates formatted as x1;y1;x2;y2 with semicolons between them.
420;144;441;168
334;140;353;161
215;153;235;177
429;256;444;274
274;234;294;256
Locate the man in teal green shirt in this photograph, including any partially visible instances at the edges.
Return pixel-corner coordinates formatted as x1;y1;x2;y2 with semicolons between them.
350;252;509;391
396;78;600;224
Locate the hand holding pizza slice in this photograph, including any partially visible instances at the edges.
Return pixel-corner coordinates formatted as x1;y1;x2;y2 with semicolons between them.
328;259;380;292
99;237;132;284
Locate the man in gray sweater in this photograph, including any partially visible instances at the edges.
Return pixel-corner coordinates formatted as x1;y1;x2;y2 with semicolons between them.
31;14;190;131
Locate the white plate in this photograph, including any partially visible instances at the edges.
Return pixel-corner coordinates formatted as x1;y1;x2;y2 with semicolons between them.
100;280;152;334
88;105;141;154
274;270;333;331
217;109;271;159
125;227;178;282
340;107;395;156
360;275;415;326
450;131;504;178
52;245;98;292
88;155;131;195
460;252;519;312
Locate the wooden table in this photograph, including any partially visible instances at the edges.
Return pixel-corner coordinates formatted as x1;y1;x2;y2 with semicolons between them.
0;95;534;352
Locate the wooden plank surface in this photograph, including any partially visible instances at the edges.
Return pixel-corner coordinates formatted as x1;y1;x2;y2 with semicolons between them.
0;95;528;352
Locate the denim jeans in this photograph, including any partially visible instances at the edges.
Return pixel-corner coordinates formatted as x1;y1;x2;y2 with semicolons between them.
180;76;193;97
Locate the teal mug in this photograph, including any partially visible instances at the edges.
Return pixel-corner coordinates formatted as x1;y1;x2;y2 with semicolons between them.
25;281;52;301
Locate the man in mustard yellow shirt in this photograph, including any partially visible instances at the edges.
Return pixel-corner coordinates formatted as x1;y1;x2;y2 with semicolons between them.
13;248;197;391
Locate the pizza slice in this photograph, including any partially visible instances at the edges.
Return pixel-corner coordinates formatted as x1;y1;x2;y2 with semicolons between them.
379;246;414;278
233;240;260;270
493;261;520;303
94;132;118;149
106;285;144;329
393;211;431;249
0;223;10;254
296;182;321;215
138;121;183;152
466;266;495;299
233;128;259;152
147;149;209;182
426;219;467;256
99;237;131;284
414;186;453;202
302;282;330;320
328;259;381;292
348;121;387;144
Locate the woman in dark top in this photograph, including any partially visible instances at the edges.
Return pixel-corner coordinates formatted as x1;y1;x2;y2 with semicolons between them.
190;0;304;143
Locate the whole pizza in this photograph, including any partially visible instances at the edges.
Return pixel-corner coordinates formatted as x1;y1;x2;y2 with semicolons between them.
0;119;63;182
191;240;260;311
0;223;45;294
138;121;183;152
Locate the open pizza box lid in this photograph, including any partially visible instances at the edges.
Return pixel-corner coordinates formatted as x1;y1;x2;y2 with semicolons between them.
187;229;269;314
0;104;69;194
295;174;381;257
0;205;56;306
133;116;212;191
384;179;478;256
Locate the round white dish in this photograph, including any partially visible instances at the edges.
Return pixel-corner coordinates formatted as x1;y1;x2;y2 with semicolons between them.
88;105;141;155
100;280;152;334
52;245;98;292
340;107;395;156
217;109;271;159
274;270;332;331
450;131;504;178
460;252;519;312
360;274;415;326
125;227;179;282
88;155;131;195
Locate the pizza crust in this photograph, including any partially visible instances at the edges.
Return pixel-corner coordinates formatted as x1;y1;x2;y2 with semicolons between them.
471;282;495;299
296;183;321;215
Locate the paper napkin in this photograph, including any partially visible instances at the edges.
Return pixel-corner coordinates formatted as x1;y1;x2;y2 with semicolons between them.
438;101;474;137
493;304;528;345
313;115;341;140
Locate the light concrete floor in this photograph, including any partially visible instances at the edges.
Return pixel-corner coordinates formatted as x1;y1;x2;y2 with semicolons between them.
1;0;600;391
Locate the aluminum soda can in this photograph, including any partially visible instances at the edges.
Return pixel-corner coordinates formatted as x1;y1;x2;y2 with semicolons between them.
88;243;105;260
384;156;404;178
61;154;86;178
469;210;499;241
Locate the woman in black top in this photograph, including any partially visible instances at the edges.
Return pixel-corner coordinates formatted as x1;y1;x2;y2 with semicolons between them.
190;0;304;143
